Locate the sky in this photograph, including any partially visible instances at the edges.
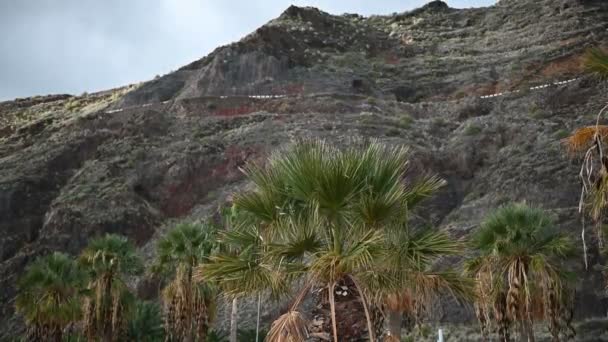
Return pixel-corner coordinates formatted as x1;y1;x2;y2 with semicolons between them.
0;0;495;100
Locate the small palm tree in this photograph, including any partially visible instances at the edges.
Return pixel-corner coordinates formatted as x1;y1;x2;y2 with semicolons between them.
126;301;164;342
15;252;87;342
154;222;218;342
79;234;143;342
465;203;574;342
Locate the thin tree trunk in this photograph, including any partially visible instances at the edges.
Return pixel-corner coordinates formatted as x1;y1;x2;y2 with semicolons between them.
524;319;535;342
328;282;339;342
230;297;238;342
518;320;527;342
256;293;261;342
350;276;375;342
387;310;402;340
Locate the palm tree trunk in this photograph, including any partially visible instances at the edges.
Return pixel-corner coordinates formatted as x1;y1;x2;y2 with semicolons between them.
256;293;261;342
328;282;339;342
230;297;238;342
387;310;402;340
350;276;375;342
103;274;114;342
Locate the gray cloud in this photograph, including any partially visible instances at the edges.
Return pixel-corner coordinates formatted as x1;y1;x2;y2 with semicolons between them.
0;0;495;100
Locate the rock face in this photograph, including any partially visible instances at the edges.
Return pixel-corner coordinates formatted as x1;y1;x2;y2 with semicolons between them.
1;0;608;338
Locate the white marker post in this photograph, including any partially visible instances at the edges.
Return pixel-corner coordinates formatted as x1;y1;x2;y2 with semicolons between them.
437;328;444;342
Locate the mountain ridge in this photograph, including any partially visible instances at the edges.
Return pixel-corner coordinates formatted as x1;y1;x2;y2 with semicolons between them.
1;0;608;338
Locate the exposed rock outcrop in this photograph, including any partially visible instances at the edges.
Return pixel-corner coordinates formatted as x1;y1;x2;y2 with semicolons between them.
1;0;608;338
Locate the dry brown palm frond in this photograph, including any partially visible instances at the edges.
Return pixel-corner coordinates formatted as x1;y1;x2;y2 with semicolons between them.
562;125;608;154
384;289;414;314
383;335;400;342
162;265;208;341
266;310;308;342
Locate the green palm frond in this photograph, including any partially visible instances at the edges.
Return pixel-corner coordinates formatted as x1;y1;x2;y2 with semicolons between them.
15;252;87;328
473;203;573;261
154;222;218;276
309;229;385;283
385;229;462;271
79;234;143;278
126;301;164;342
403;174;447;208
196;253;291;297
584;47;608;78
266;213;323;259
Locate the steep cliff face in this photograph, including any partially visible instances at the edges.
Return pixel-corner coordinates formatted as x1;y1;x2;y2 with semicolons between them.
1;0;608;338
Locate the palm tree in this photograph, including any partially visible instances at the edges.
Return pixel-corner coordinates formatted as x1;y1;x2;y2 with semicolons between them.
79;234;144;342
15;252;87;342
202;139;461;342
465;203;574;342
126;301;164;342
154;222;218;342
562;47;608;267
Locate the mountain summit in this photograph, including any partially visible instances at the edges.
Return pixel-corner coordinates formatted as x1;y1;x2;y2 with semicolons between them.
0;0;607;337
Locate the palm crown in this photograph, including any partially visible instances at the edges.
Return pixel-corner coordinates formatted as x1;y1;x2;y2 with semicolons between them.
80;233;144;278
15;252;87;341
155;222;218;274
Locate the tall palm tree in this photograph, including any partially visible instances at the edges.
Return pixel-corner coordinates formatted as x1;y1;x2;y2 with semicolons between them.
79;234;143;342
562;47;608;267
126;300;165;342
15;252;87;342
203;139;462;342
465;203;574;342
154;222;218;342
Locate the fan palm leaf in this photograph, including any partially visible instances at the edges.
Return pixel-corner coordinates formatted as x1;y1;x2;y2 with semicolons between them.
584;47;608;78
127;301;164;342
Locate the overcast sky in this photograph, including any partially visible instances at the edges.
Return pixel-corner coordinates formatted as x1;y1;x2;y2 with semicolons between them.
0;0;495;100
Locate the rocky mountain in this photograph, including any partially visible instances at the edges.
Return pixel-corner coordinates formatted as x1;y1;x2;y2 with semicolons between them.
1;0;608;338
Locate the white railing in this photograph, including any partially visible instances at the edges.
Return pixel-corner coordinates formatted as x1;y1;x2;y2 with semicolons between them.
102;76;584;114
479;78;580;99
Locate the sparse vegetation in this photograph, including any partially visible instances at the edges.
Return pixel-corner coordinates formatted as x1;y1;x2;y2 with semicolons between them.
554;128;570;139
399;113;414;128
464;123;483;135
